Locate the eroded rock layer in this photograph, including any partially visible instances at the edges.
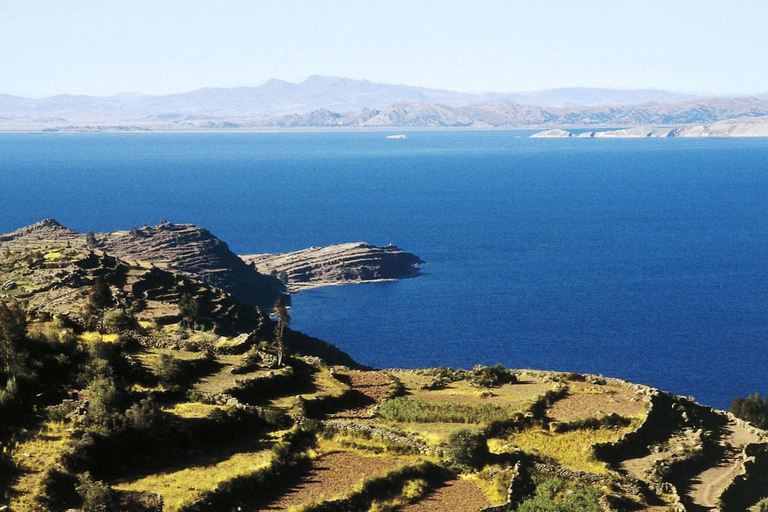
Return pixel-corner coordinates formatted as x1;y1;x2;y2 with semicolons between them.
241;242;424;292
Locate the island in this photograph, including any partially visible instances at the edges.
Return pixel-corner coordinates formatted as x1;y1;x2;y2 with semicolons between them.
1;219;767;511
531;115;768;139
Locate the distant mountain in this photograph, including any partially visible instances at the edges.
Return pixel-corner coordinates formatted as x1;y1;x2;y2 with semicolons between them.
0;76;765;131
249;96;768;129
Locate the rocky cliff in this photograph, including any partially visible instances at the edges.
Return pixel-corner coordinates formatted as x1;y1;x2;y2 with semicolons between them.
95;222;287;311
241;242;424;292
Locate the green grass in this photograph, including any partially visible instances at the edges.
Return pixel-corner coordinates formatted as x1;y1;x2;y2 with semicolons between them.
377;396;519;424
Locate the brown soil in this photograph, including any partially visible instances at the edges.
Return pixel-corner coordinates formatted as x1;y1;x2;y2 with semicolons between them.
408;380;553;408
400;478;491;512
546;383;645;422
329;370;393;419
264;452;406;510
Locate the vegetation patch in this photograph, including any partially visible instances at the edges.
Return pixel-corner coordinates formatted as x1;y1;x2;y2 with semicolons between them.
378;397;519;424
491;426;632;474
516;475;602;512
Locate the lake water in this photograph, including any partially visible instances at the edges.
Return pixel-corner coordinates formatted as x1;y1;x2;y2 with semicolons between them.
1;131;767;409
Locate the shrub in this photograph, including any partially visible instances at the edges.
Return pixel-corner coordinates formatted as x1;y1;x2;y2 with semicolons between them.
730;393;768;429
102;309;139;333
76;472;114;512
36;467;79;509
444;428;489;469
155;353;188;389
469;364;517;389
516;476;601;512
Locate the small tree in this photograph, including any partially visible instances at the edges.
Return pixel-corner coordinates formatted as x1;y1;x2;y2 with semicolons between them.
86;280;113;332
0;299;27;375
272;298;290;367
85;231;97;250
444;428;489;469
178;293;200;329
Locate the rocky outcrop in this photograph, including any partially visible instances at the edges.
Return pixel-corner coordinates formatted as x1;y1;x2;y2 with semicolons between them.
96;222;286;311
531;114;768;139
0;218;86;250
241;242;423;292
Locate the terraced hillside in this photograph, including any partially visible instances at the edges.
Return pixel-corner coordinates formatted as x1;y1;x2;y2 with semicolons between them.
1;221;767;511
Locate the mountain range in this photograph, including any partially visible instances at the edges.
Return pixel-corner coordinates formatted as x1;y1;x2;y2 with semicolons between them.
1;76;767;131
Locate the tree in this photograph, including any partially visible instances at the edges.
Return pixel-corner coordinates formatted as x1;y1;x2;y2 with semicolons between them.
86;280;113;332
85;231;97;249
0;299;27;374
178;293;200;329
272;298;290;367
444;428;489;469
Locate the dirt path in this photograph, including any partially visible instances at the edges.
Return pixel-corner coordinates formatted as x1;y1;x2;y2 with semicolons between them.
686;421;762;509
618;428;700;482
400;478;490;512
264;452;406;510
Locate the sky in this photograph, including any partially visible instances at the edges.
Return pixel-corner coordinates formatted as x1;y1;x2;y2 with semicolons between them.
1;1;766;98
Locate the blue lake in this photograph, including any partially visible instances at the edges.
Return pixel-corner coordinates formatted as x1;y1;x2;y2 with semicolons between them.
1;131;767;409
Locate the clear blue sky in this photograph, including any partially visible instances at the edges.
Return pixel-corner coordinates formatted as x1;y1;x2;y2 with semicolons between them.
1;1;766;97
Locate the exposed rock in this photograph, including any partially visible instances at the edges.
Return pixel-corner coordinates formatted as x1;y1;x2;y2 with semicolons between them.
241;242;423;292
96;222;286;311
529;128;574;138
0;218;85;250
531;114;768;139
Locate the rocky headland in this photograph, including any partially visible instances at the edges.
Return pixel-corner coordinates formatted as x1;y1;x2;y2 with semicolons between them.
531;114;768;139
0;220;423;303
241;242;424;292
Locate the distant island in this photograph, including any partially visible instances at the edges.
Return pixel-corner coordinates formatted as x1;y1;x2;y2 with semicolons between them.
531;115;768;139
2;218;768;510
2;76;768;133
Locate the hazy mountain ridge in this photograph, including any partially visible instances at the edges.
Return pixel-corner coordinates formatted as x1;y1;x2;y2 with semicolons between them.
1;76;766;130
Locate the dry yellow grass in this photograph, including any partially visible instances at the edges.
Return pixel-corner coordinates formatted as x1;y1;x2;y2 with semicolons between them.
390;371;554;409
8;422;72;511
269;367;349;412
166;402;222;419
113;448;274;511
80;331;120;343
490;426;633;474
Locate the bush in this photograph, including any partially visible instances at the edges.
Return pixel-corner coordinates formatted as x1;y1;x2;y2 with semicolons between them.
36;468;79;509
516;476;601;512
76;472;114;512
103;309;139;333
469;364;517;389
730;393;768;429
444;428;489;469
155;353;188;389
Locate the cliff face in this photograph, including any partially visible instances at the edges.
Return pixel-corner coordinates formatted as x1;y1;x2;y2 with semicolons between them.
241;242;424;292
96;222;287;311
